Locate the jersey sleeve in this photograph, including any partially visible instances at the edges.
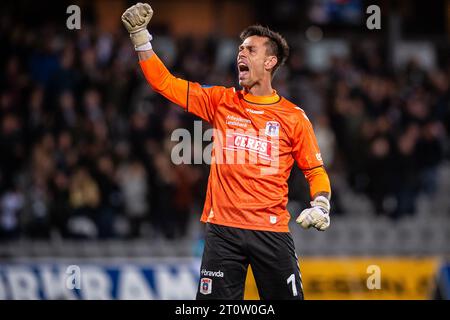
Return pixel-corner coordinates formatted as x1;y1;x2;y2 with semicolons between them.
291;110;331;198
139;54;226;123
303;166;331;198
291;110;324;170
187;83;226;123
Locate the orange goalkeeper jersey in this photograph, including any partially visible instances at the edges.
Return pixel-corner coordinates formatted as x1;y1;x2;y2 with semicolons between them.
140;54;330;232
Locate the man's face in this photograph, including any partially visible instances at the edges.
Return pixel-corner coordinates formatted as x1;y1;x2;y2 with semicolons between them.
237;35;275;88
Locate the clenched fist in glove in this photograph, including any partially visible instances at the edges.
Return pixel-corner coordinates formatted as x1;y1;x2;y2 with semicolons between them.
121;2;154;50
296;196;331;231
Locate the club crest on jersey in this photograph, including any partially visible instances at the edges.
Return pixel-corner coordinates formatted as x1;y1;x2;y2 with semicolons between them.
265;121;280;137
200;278;212;295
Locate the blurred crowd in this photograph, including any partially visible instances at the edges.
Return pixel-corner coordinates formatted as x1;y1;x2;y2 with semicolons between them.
0;17;449;241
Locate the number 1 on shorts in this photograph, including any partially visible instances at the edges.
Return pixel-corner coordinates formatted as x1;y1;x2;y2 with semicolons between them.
287;273;298;297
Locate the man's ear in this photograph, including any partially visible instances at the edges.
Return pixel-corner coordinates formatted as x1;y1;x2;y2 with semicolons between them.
264;56;278;72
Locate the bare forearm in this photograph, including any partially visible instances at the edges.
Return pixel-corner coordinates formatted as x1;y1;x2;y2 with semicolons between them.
312;191;331;201
138;49;155;61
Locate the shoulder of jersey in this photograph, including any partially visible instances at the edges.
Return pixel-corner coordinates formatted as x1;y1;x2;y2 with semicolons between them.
216;86;237;97
200;85;235;100
280;98;311;123
225;87;243;101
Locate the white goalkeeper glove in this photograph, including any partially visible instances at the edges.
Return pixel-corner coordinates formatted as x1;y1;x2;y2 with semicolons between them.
121;2;154;51
296;196;331;231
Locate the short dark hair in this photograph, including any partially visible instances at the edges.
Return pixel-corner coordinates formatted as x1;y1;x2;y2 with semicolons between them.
239;25;290;75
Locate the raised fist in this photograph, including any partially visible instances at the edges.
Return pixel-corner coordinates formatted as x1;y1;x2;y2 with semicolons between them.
121;3;153;48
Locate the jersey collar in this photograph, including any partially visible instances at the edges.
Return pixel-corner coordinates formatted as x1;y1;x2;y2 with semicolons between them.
242;90;280;105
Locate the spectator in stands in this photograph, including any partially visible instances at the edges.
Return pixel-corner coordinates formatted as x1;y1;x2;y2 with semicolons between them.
68;167;100;238
117;159;149;238
0;185;24;240
93;154;123;238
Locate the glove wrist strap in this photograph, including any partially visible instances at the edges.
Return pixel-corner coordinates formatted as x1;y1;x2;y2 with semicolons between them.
135;42;152;51
310;196;330;214
130;29;153;51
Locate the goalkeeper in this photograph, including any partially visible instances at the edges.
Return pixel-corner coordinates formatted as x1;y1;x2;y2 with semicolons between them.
122;3;331;300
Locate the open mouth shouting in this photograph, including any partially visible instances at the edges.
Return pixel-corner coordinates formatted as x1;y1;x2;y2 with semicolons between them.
238;61;250;81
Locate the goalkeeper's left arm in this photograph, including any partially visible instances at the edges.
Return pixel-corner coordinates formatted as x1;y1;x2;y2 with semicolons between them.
296;166;332;231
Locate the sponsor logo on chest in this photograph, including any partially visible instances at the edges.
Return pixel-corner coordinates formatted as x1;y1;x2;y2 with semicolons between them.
225;132;272;160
